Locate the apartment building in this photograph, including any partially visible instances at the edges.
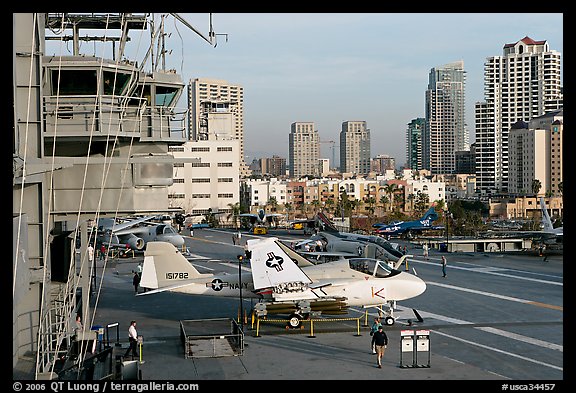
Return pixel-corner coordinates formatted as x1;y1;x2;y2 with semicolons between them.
424;61;468;175
340;121;371;175
188;78;249;176
289;122;320;178
475;36;562;195
508;110;563;196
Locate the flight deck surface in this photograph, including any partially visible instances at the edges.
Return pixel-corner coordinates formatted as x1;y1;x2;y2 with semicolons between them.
19;228;564;384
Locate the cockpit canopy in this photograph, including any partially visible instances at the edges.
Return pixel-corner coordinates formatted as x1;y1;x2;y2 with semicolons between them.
347;258;400;278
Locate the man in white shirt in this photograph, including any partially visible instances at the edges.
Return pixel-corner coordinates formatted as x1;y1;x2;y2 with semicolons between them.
124;320;138;360
87;244;94;263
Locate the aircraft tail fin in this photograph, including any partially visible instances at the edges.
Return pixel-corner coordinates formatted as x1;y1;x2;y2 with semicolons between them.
275;240;315;267
247;237;312;291
422;207;438;221
539;197;555;232
315;211;339;233
140;241;209;289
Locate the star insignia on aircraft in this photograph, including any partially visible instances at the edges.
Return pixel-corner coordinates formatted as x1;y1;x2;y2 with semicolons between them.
265;252;284;272
209;278;227;291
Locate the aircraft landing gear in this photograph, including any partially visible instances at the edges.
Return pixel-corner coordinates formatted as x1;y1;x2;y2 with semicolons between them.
383;300;397;326
287;313;308;329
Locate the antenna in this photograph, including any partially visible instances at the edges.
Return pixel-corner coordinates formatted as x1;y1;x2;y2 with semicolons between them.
170;13;227;48
320;140;337;167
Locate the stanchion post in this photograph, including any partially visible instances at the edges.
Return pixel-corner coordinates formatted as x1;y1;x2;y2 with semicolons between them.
255;318;261;337
354;317;362;336
137;335;144;364
308;319;316;338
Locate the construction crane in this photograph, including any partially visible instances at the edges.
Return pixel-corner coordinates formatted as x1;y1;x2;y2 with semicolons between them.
320;140;337;168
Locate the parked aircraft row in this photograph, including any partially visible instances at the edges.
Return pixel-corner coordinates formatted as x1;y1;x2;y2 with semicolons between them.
295;230;405;263
479;197;563;245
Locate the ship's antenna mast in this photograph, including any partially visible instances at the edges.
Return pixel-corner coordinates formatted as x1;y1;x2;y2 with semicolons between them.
170;13;228;48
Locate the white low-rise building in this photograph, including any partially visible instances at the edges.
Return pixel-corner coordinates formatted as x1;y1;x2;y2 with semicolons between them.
169;140;240;219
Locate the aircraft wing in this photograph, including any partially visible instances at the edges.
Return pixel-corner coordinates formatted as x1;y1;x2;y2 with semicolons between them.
289;219;314;225
299;251;356;263
137;280;198;295
248;237;328;302
239;213;259;223
110;215;157;233
248;237;312;290
479;230;560;242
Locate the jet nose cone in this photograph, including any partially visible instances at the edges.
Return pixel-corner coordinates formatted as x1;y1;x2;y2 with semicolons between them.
174;236;185;247
411;276;427;297
394;272;427;300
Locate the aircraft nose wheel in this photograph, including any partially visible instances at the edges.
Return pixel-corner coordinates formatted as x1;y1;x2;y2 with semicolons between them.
287;313;304;329
384;316;395;326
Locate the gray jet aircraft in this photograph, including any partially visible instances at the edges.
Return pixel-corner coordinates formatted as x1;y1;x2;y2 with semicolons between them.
94;215;185;251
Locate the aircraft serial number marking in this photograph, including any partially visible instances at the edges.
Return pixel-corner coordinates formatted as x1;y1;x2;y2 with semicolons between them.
166;272;189;279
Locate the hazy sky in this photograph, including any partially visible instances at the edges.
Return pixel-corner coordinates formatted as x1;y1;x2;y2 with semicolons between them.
46;13;563;168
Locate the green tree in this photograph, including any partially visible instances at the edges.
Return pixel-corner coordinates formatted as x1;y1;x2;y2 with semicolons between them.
383;183;398;212
324;198;335;214
284;202;293;221
407;193;415;212
268;196;278;212
531;179;542;195
414;191;429;214
310;199;321;216
378;195;389;216
364;196;376;216
227;202;241;229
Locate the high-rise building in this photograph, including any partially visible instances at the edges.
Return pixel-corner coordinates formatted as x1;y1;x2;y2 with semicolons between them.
455;143;476;174
371;154;396;174
340;121;371;175
261;155;287;177
508;110;563;196
289;122;320;178
424;61;468;175
406;118;425;170
475;36;562;195
188;78;249;176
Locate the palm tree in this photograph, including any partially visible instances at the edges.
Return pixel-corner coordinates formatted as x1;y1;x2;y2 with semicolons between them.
324;197;335;215
414;191;430;214
394;192;404;213
284;202;293;221
383;183;398;212
379;195;389;217
531;179;542;196
310;199;321;216
364;196;376;217
227;202;241;229
407;193;415;213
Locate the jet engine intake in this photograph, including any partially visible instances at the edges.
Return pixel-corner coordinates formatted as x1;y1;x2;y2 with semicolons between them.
124;234;145;251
